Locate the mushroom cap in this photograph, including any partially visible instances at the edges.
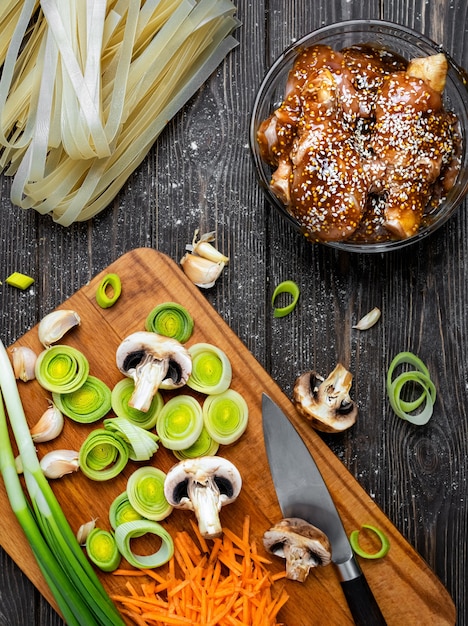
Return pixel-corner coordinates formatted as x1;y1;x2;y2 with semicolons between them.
263;517;332;582
116;331;192;387
293;363;358;433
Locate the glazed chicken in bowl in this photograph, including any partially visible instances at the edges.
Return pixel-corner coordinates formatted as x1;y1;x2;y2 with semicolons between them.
250;21;468;252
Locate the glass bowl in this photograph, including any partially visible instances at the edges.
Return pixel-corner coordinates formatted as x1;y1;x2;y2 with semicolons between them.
249;20;468;253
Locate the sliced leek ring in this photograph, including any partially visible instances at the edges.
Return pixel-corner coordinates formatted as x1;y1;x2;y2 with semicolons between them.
202;389;248;445
53;375;111;423
156;395;204;450
35;345;89;394
114;520;174;569
186;343;232;394
145;302;194;343
126;466;172;521
86;528;121;572
79;429;129;481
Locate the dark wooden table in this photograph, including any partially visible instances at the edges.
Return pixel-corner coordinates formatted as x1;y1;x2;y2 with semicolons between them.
0;1;467;625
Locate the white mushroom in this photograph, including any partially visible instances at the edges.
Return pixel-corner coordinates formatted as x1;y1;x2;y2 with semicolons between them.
164;456;242;538
116;331;191;412
293;363;358;433
263;517;332;582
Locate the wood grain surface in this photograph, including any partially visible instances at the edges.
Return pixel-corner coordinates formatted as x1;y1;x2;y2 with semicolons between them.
1;1;468;625
2;249;456;626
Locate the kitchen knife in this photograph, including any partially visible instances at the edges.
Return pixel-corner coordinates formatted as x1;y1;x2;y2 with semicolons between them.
262;393;387;626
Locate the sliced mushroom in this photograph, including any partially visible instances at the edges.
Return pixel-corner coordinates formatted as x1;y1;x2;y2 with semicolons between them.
164;456;242;539
263;518;332;582
116;331;191;412
293;363;358;433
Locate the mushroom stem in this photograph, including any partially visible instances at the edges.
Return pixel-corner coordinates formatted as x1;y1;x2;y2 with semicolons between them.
130;353;168;412
282;542;320;582
188;477;223;539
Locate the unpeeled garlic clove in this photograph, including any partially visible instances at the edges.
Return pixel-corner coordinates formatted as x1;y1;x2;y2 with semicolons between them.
30;401;64;443
187;230;229;263
38;309;81;348
76;519;97;545
180;252;226;289
10;346;37;381
39;450;80;479
352;307;381;330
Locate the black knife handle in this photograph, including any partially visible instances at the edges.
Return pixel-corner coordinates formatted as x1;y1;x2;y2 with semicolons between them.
341;573;387;626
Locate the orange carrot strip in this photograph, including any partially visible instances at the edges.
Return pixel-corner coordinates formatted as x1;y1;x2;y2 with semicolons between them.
270;570;287;582
140;611;192;624
142;569;168;585
113;568;147;577
223;526;250;553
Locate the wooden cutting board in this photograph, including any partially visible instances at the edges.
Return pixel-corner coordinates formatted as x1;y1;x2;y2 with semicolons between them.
2;248;455;625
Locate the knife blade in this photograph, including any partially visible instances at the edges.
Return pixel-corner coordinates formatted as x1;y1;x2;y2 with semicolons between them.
262;393;387;626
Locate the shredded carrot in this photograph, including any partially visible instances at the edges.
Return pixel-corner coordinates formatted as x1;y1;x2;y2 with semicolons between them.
112;515;289;625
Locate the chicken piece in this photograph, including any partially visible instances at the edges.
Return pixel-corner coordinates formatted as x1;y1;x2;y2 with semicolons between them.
341;44;407;119
286;68;368;242
257;45;344;168
367;56;459;238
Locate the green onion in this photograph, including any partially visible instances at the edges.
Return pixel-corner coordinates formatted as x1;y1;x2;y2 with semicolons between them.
386;352;436;425
103;417;159;462
52;375;111;423
202;389;249;445
86;528;121;572
271;280;300;318
173;427;219;460
145;302;194;343
95;273;122;308
111;378;162;429
186;343;232;394
0;339;125;625
35;345;89;394
114;520;174;569
350;524;390;560
126;466;173;521
5;271;34;290
109;491;143;530
156;395;204;450
79;428;129;481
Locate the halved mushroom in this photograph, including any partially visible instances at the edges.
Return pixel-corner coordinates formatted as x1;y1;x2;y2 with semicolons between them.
164;456;242;539
263;517;332;582
293;363;357;433
116;331;191;412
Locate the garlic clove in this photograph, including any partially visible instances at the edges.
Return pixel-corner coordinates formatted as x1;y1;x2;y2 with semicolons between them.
180;252;226;289
39;449;80;479
10;346;37;381
186;230;229;263
352;307;381;330
38;309;81;348
30;401;64;443
76;519;98;546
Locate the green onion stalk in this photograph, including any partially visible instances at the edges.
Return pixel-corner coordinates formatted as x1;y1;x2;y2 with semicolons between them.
0;339;125;626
